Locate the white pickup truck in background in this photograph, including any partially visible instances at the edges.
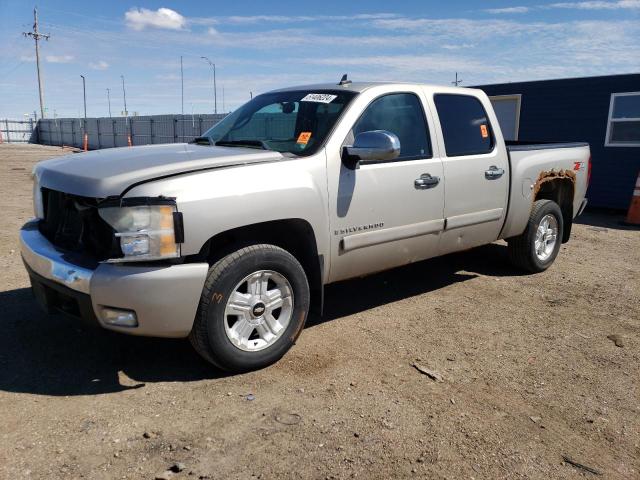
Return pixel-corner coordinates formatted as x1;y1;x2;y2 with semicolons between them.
22;79;590;371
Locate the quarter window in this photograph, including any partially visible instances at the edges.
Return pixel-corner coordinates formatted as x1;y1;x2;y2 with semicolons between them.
606;92;640;146
434;94;494;156
352;93;432;160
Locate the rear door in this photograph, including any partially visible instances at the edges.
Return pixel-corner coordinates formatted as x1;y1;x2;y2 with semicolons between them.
429;91;510;255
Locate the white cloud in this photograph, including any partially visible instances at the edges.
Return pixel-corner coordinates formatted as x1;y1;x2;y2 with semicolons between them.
196;13;399;25
483;1;640;13
441;43;476;50
20;55;35;62
89;60;109;70
548;0;640;9
485;6;530;13
46;55;74;63
124;7;186;31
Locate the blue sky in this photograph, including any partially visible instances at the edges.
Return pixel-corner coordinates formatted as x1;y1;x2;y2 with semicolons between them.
1;0;638;118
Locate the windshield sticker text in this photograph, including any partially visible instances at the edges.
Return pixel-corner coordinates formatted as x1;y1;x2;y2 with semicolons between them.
301;93;338;103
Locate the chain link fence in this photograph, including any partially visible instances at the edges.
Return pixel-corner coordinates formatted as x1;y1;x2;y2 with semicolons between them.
37;114;227;150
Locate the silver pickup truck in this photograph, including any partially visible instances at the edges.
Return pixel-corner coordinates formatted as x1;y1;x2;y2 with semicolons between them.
21;80;590;372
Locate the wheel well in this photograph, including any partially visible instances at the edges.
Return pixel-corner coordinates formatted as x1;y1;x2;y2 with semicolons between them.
197;219;323;314
535;178;574;243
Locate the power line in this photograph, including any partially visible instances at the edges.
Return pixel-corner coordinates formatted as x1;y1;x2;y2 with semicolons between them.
23;7;50;118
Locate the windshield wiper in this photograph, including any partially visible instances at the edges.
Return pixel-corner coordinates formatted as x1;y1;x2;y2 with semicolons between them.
191;136;212;145
215;139;270;150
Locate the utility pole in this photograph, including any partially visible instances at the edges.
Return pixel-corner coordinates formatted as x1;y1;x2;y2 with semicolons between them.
23;7;49;119
80;75;87;118
250;91;253;99
106;88;112;117
200;56;217;114
452;72;463;87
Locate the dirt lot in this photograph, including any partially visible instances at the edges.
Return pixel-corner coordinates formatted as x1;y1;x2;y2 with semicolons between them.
0;143;638;480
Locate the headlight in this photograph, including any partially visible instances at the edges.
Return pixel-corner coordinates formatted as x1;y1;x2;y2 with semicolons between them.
99;202;181;262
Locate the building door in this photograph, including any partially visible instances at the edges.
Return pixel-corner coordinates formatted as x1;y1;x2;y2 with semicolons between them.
489;95;521;141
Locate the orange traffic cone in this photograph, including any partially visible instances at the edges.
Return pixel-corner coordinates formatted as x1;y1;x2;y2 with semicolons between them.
624;171;640;225
83;133;88;151
127;134;132;147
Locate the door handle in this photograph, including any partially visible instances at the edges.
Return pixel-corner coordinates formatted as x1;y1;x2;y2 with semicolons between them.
414;173;440;189
485;165;505;180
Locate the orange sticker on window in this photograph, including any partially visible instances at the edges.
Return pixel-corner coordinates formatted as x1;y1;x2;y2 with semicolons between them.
297;131;312;145
480;124;489;138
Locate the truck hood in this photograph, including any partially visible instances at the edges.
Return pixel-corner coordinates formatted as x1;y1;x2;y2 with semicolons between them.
35;143;286;198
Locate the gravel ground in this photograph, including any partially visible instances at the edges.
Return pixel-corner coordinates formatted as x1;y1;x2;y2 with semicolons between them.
0;143;638;480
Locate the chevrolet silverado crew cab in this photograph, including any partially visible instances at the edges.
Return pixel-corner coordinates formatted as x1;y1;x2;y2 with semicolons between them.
21;80;590;372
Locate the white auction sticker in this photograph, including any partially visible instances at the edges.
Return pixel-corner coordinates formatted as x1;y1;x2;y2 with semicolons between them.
301;93;338;103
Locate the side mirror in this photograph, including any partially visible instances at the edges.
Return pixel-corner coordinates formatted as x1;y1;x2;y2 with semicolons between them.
343;130;400;168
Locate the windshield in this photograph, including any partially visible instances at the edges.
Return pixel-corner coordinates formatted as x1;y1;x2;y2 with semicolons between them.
201;89;358;156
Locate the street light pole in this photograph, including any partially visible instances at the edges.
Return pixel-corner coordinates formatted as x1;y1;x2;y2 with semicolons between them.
121;75;128;116
200;56;217;114
106;88;112;118
80;74;87;150
121;74;131;146
80;75;87;118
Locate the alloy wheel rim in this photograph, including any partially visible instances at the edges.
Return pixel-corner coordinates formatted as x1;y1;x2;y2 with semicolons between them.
534;214;558;262
223;270;293;352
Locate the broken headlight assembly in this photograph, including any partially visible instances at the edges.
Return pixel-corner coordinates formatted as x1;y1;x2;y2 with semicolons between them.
98;199;183;263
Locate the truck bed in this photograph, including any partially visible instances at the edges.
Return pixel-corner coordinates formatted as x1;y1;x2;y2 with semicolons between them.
506;140;589;151
499;140;590;240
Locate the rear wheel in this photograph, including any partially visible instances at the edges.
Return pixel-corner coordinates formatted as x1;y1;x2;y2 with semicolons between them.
189;244;309;372
507;199;563;273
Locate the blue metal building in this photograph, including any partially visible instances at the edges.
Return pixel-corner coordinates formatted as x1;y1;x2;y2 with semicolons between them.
477;73;640;210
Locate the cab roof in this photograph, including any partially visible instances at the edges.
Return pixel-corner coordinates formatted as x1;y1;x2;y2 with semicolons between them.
268;81;480;96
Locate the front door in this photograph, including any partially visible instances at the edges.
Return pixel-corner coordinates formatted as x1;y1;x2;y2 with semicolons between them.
326;89;445;283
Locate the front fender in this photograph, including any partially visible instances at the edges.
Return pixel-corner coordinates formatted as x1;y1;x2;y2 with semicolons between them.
124;153;330;263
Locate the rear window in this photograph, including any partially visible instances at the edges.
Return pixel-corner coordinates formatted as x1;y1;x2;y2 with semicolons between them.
434;94;494;156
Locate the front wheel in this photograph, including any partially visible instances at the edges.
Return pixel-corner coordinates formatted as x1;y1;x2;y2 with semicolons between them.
189;244;310;372
507;199;563;273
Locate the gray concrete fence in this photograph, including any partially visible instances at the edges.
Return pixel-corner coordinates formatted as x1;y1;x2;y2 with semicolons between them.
36;114;228;149
0;119;38;143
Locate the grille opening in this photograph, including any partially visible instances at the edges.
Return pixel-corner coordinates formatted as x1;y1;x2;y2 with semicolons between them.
39;188;122;261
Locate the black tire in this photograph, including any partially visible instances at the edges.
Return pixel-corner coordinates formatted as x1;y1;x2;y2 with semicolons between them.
189;244;309;372
507;199;564;273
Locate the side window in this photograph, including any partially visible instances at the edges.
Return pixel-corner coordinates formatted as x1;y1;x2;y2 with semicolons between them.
352;93;432;160
434;94;494;156
606;92;640;146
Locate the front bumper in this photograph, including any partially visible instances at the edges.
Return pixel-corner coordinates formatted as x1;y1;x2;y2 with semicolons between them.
20;221;209;338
